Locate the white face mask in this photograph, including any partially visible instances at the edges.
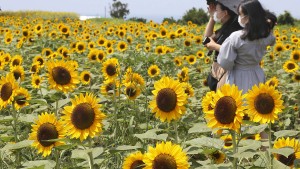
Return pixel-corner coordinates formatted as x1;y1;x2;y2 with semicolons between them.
213;12;224;23
238;15;246;28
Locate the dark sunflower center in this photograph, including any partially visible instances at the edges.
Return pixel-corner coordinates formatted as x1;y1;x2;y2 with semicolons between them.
31;65;38;72
91;54;97;60
153;154;177;169
224;138;233;147
97;53;104;60
35;79;40;85
120;44;125;49
16;94;26;105
99;40;105;45
106;83;114;92
106;64;117;76
52;66;71;85
62;28;67;33
45;51;51;56
254;93;275;115
126;87;136;97
287;63;296;70
12;59;20;66
185;41;191;46
214;96;237;124
212;151;221;159
295;75;300;80
277;46;283;51
83;74;90;81
130;160;145;169
156;88;177;112
245;135;255;140
293;54;300;60
151;69;157;75
277;152;295;166
78;45;84;51
189;58;194;62
71;103;95;130
269;81;275;86
1;83;13;101
13;71;22;80
37;123;58;147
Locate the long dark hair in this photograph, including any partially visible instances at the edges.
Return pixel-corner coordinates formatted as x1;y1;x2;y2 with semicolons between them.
239;0;270;40
214;2;242;45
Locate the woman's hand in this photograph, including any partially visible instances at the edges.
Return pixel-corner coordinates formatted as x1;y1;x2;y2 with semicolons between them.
207;4;216;18
205;38;220;51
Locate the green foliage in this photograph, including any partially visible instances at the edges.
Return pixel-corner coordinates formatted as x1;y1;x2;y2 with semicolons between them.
128;17;147;23
277;11;295;25
109;0;130;19
182;7;209;25
162;17;177;24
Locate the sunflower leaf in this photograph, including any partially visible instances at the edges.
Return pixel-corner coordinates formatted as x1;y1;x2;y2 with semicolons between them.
134;129;168;141
243;124;268;135
2;140;33;150
238;140;262;153
188;123;212;134
184;137;223;149
270;147;294;158
71;149;88;160
22;160;56;169
274;130;300;138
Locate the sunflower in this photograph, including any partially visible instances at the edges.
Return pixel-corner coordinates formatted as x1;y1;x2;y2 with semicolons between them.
42;48;53;58
149;76;188;122
47;60;79;93
177;67;189;82
168;31;177;40
33;55;45;68
283;60;299;73
96;50;106;63
31;75;42;89
196;50;205;58
10;66;25;81
100;79;120;96
187;55;197;65
290;50;300;62
184;38;192;47
245;83;284;124
174;57;182;67
4;33;13;45
61;93;106;141
209;150;226;164
124;82;141;100
0;73;19;108
102;58;120;80
204;84;245;132
123;71;145;87
155;46;165;55
148;65;160;78
97;37;107;46
0;57;6;70
266;76;279;87
202;91;215;113
273;137;300;168
144;43;151;52
107;47;114;55
274;43;285;53
160;28;168;38
87;49;98;62
143;141;190;169
117;41;128;52
123;151;145;169
205;57;211;64
220;134;234;149
29;112;65;157
76;41;86;53
14;87;31;110
80;71;91;85
292;73;300;82
242;134;261;141
181;82;194;98
10;55;23;67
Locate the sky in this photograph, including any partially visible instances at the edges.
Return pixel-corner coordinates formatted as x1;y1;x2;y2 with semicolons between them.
1;0;299;23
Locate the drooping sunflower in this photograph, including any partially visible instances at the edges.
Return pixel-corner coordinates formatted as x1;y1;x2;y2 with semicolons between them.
123;151;145;169
290;50;300;62
102;58;120;80
143;141;190;169
47;60;80;93
209;150;226;164
14;87;31;110
149;76;188;122
148;65;160;78
80;71;91;85
202;91;215;113
0;73;19;108
204;84;245;132
61;93;106;141
220;134;234;149
292;73;300;82
10;66;25;81
245;83;284;124
273;137;300;168
29;112;65;157
31;75;42;89
283;60;299;73
266;76;279;87
124;82;141;100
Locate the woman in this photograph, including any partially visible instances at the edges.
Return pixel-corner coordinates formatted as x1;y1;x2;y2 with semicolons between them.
204;0;242;91
216;0;275;94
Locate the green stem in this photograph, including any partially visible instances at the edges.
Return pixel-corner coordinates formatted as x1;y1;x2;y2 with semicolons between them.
55;100;59;117
55;149;60;169
174;120;179;144
12;103;21;168
268;123;273;169
88;137;94;169
231;130;238;169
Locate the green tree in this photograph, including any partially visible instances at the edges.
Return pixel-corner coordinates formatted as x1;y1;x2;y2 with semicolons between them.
277;11;295;25
162;17;177;24
182;7;208;25
109;0;130;19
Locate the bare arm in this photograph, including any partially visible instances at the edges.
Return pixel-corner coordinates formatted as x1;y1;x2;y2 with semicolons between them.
204;4;216;37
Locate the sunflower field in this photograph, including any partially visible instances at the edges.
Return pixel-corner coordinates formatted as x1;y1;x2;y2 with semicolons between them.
0;14;299;169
